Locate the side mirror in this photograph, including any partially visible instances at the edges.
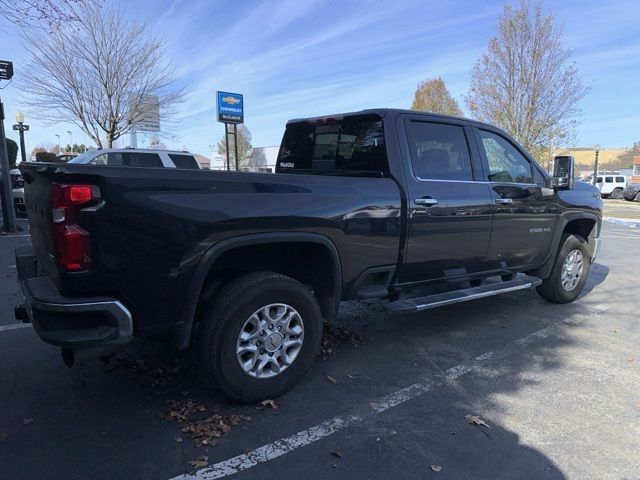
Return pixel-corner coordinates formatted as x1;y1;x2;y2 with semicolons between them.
552;155;575;190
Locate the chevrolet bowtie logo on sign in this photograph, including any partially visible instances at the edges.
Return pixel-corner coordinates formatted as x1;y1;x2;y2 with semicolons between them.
217;91;244;124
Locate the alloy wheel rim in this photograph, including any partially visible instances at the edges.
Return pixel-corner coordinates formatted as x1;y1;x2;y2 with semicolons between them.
236;303;304;379
560;249;583;291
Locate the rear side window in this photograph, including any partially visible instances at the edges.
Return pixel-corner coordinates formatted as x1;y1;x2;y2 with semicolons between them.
605;177;613;183
124;152;162;167
89;152;162;167
477;130;533;184
616;176;625;183
276;115;387;174
407;122;472;181
169;154;199;169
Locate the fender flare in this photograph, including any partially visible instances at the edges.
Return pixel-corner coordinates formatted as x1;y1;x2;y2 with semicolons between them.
533;212;600;279
173;232;342;349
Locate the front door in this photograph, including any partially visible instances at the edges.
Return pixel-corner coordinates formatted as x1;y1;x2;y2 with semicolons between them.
473;128;558;269
397;117;493;283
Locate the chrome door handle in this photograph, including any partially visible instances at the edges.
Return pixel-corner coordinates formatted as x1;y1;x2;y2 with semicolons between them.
495;198;513;204
414;198;438;206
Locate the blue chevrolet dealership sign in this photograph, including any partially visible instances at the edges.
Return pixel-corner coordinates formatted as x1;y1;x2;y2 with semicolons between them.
217;91;244;123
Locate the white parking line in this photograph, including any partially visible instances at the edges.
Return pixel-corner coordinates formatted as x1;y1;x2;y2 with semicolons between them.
171;316;583;480
0;323;32;332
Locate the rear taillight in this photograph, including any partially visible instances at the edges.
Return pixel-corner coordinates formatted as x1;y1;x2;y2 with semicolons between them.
51;184;100;271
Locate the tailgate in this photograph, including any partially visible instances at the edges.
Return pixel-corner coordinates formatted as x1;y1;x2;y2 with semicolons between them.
20;163;59;282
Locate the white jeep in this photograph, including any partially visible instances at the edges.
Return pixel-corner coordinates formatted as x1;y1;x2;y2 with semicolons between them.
596;174;627;199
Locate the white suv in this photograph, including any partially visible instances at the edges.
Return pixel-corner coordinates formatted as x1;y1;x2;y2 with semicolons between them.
595;174;627;199
68;149;201;169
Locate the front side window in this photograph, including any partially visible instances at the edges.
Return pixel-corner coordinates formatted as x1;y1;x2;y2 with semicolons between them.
596;177;603;183
277;115;387;174
407;122;472;181
90;154;109;166
478;130;533;184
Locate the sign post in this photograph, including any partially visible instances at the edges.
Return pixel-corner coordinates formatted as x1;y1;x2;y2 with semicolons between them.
216;91;244;171
129;94;160;148
0;59;16;233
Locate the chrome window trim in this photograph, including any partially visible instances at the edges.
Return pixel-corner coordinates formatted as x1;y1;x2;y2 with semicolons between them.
413;176;541;187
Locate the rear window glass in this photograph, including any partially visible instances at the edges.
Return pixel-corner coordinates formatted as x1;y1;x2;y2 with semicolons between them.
276;116;387;175
169;154;199;169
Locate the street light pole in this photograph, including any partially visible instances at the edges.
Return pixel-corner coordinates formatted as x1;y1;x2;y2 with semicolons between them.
12;112;29;164
592;144;601;186
66;130;72;154
0;96;17;233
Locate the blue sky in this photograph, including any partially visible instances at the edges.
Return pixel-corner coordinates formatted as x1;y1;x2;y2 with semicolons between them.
1;0;639;158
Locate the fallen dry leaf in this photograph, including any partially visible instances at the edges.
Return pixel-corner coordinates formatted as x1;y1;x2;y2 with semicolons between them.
431;465;442;472
465;415;490;428
189;456;209;468
22;418;34;425
327;376;337;384
259;399;279;410
331;451;343;459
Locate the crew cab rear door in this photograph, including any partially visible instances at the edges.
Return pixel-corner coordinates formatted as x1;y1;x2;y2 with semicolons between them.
472;127;558;269
396;115;493;283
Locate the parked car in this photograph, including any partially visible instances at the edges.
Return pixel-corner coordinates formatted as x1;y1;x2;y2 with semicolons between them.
595;174;626;198
56;154;78;162
16;109;602;402
10;168;25;215
622;183;640;202
68;148;201;169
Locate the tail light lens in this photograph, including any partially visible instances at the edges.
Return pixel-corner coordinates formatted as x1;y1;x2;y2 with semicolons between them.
51;184;100;271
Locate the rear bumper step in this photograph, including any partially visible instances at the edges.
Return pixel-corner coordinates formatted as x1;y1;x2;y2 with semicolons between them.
386;276;542;313
16;248;132;348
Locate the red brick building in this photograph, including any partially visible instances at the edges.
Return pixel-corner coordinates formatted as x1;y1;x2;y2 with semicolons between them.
632;156;640;184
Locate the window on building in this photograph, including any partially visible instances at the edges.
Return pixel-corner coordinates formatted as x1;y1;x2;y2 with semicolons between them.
407;122;473;181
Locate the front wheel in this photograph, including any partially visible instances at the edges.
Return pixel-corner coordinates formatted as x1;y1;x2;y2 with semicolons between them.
537;234;590;304
196;272;323;403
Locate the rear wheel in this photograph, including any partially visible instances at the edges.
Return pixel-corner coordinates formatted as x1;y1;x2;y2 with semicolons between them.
635;193;640;202
610;188;623;199
196;272;323;403
537;234;590;304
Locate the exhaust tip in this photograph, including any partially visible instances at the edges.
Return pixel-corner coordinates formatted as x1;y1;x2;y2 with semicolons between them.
61;347;75;368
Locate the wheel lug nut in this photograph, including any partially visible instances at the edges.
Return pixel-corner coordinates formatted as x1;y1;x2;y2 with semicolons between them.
269;325;274;330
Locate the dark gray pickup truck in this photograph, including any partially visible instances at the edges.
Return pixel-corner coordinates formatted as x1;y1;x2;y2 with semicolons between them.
16;109;602;402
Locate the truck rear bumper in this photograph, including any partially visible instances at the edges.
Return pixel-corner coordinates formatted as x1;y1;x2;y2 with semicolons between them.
16;247;133;348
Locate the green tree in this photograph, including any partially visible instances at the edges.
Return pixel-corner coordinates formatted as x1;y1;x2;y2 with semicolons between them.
217;125;253;170
411;77;463;116
465;1;587;161
5;138;18;167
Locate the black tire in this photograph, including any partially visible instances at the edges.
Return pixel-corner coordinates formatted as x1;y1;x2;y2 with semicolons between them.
624;195;635;201
635;192;640;203
600;193;609;199
537;234;590;304
610;188;623;199
196;272;323;403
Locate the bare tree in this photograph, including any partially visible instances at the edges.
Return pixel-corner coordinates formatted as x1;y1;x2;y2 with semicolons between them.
218;125;253;170
18;4;185;148
0;0;98;29
465;1;587;160
411;77;463;116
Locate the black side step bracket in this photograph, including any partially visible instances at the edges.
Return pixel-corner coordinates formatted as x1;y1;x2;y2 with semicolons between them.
385;276;542;313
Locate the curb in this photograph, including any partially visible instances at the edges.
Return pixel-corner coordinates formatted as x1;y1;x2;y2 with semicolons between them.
603;216;640;228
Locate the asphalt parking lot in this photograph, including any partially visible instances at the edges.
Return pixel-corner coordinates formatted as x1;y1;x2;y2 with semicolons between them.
1;215;639;480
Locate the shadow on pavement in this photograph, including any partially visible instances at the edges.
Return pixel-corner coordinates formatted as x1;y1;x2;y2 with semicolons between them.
0;263;611;479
